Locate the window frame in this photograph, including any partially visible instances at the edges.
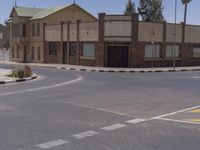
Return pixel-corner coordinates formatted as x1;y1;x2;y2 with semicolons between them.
69;42;77;57
49;42;58;56
37;46;41;60
31;46;35;60
17;47;19;58
165;45;180;58
36;22;40;36
22;24;26;37
32;23;35;37
193;44;200;58
12;24;20;37
82;43;95;58
144;44;160;59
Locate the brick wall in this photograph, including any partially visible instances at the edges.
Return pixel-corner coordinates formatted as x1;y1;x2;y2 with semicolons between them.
44;41;62;64
43;12;200;68
80;58;95;66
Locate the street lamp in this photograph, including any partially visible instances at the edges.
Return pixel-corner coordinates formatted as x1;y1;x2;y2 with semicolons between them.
173;0;178;70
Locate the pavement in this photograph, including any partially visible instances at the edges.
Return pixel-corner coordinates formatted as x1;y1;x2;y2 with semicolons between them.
0;63;200;150
0;67;38;84
1;60;200;73
0;68;11;80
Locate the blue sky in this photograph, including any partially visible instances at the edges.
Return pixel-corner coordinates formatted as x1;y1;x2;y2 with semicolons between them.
0;0;199;25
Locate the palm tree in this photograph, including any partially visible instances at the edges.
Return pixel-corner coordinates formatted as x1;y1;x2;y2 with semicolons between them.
182;0;192;24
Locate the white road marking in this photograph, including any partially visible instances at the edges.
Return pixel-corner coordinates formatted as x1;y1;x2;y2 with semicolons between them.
191;76;200;79
156;118;200;125
101;123;127;131
72;130;98;139
36;139;68;149
152;105;200;119
0;76;82;96
126;118;147;124
98;108;133;117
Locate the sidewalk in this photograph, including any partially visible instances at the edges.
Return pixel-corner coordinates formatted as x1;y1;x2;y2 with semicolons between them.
1;61;200;73
0;66;38;84
0;69;12;81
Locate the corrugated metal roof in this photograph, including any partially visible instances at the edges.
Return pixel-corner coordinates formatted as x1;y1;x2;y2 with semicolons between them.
30;4;70;20
30;4;97;20
14;6;45;17
10;4;97;21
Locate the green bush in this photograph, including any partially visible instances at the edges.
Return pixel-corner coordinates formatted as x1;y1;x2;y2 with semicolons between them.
17;70;24;78
9;70;18;78
8;65;32;78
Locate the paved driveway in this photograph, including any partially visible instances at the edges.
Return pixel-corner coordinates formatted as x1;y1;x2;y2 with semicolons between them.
0;64;199;150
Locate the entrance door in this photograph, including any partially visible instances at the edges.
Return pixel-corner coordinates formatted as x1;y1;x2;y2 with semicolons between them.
107;46;129;67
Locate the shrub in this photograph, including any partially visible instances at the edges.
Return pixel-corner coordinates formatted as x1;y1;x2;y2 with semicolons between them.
9;70;18;78
17;70;24;78
8;65;32;78
24;65;32;78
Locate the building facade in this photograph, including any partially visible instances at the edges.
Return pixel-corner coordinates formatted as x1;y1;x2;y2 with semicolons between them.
0;24;9;49
9;3;200;67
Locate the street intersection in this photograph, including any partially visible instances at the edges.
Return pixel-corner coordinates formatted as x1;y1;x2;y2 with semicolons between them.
0;64;200;150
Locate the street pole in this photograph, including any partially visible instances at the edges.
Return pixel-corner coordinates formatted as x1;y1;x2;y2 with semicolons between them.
173;0;177;70
151;41;154;70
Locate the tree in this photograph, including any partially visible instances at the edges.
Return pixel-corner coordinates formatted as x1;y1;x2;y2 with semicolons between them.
182;0;192;24
124;0;136;15
138;0;164;22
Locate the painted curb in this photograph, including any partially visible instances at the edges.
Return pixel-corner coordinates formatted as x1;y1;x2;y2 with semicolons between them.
1;62;198;74
0;74;38;85
49;66;192;74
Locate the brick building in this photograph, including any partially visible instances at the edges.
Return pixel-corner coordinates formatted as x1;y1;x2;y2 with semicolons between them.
9;3;200;67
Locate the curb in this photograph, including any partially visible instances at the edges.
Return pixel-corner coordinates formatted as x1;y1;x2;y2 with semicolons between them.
0;74;38;85
52;67;192;74
1;61;199;74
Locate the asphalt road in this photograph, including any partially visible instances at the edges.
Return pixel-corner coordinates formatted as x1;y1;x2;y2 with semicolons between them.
0;64;200;150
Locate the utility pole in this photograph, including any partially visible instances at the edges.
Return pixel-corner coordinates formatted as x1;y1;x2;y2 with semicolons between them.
173;0;177;70
73;0;76;4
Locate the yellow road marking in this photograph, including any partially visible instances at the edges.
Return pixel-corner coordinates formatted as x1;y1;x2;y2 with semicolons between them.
185;119;200;122
189;109;200;113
